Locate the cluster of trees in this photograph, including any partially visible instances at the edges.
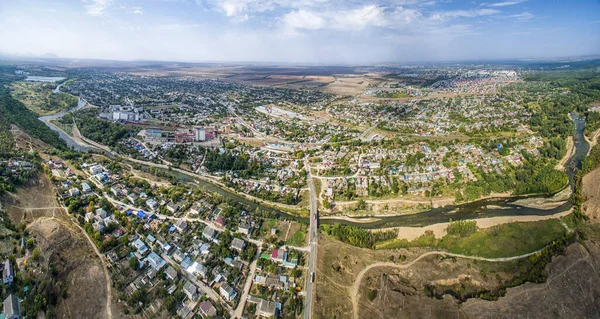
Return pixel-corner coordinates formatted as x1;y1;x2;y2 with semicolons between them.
0;153;41;196
525;70;600;140
204;150;255;175
321;223;396;248
514;156;568;195
61;110;132;146
582;144;600;174
446;219;478;237
538;136;567;160
0;116;15;154
584;111;600;137
459;151;567;200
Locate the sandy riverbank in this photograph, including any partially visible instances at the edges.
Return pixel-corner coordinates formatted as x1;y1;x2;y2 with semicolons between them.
585;128;600;153
555;136;574;171
379;209;573;241
511;186;572;209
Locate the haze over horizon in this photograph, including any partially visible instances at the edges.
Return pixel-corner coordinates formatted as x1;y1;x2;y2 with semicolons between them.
1;0;599;64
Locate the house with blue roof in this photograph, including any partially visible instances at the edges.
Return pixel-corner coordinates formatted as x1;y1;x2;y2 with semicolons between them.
133;239;149;258
144;252;166;271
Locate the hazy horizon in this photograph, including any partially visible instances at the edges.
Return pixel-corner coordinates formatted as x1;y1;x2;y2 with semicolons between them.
1;0;599;64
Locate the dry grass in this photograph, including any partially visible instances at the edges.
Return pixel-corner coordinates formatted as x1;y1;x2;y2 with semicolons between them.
4;166;111;319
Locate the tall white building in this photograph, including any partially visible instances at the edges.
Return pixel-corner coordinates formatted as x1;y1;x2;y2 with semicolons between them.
195;127;206;142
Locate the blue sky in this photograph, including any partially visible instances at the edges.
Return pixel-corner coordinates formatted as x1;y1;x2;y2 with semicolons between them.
0;0;598;63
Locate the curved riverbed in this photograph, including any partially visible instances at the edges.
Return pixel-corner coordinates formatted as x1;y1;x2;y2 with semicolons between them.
38;86;94;152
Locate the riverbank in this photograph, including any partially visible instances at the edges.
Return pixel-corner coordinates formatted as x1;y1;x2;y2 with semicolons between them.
376;209;572;241
555;136;574;171
511;185;572;209
585;128;600;154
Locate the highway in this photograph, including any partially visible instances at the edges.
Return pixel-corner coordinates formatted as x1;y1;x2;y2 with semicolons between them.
304;157;318;319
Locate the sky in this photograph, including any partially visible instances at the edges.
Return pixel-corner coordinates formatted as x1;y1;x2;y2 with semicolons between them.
0;0;599;64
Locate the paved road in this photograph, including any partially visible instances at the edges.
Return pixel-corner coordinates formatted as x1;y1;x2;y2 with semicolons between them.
304;158;318;319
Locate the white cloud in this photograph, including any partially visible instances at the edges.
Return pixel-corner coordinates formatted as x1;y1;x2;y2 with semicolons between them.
82;0;112;16
431;8;500;21
282;10;326;30
332;5;387;30
505;11;533;20
219;0;248;17
282;5;389;32
211;0;318;17
130;7;143;14
488;0;527;7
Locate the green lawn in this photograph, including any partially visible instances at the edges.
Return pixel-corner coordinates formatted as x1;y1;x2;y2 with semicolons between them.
377;217;569;258
286;227;307;246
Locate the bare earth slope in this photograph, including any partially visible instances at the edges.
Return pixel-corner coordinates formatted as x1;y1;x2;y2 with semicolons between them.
582;166;600;221
461;241;600;318
3;172;111;319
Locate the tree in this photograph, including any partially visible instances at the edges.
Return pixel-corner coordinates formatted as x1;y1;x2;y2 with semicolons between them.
356;199;367;211
129;257;140;270
32;247;41;261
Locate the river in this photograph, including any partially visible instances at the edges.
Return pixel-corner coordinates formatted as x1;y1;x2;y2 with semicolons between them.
43;92;589;228
38;89;94;152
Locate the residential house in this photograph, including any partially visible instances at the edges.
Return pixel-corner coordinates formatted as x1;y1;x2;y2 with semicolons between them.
271;249;287;264
144;252;166;271
95;208;108;218
2;294;21;319
180;256;193;270
81;182;91;193
127;193;139;204
214;216;226;228
202;226;217;241
172;249;185;263
146;198;158;210
230;238;246;252
166;202;180;214
198;301;217;318
177;305;192;319
183;281;199;300
110;186;122;197
219;283;237;302
165;266;177;281
133;239;149;257
258;299;278;318
156;239;173;253
175;220;188;232
69;188;80;197
189;203;203;215
89;165;103;175
186;262;208;279
237;222;252;235
1;260;14;286
199;243;211;256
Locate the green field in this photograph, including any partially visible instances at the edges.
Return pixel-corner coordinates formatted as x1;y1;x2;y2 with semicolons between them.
376;217;570;258
10;81;77;116
286;227;307;246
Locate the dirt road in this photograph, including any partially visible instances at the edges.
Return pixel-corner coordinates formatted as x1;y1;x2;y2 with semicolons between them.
71;219;113;319
350;248;550;319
